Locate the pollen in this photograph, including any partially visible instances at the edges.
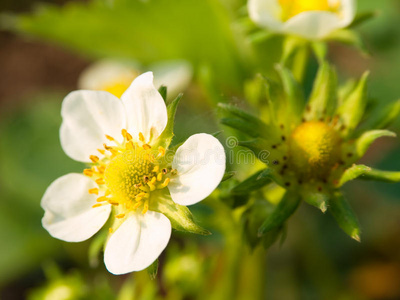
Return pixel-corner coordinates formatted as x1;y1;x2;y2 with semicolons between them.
279;0;340;21
84;129;173;216
288;121;341;178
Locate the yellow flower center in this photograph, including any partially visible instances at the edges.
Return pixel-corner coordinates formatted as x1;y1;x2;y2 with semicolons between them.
288;121;341;178
279;0;340;21
102;74;137;98
84;130;172;216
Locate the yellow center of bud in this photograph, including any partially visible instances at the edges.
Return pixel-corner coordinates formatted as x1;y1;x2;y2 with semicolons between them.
279;0;340;21
102;74;137;98
84;130;172;215
289;121;341;178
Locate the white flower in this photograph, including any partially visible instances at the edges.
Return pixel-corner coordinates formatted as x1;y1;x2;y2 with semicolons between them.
248;0;356;39
78;59;193;100
41;72;225;275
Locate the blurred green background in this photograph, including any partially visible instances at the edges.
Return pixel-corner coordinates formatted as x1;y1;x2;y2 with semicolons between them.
0;0;400;299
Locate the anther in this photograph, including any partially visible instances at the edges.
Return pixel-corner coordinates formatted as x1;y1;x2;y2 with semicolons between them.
158;146;166;157
90;155;100;163
143;144;151;150
97;196;108;202
88;188;99;195
98;149;105;155
152;166;160;173
139;132;145;142
105;135;115;141
157;173;163;181
116;214;125;219
96;178;105;185
84;169;94;176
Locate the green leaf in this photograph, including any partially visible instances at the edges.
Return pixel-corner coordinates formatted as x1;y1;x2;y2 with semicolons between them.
257;168;284;187
306;62;337;120
152;197;211;235
329;192;361;242
276;65;305;120
336;164;371;187
302;190;329;213
258;190;301;236
311;41;328;64
158;85;167;102
359;168;400;183
147;259;159;280
231;170;272;195
336;71;369;136
280;35;307;65
156;94;182;149
355;130;396;158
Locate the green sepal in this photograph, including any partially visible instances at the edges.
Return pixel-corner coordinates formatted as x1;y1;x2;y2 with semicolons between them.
349;11;378;28
257;168;284;187
329;192;361;242
280;35;307;66
218;103;272;139
276;65;305;120
336;164;371;187
157;94;182;149
158;85;167;102
221;171;236;182
147;259;159;280
231;169;272;195
355;130;396;158
301;190;329;213
258;190;301;237
152;197;211;235
88;227;109;268
358;99;400;133
262;227;283;249
311;41;328;64
238;139;271;164
306;62;337;120
326;29;369;55
359;168;400;183
337;71;369;136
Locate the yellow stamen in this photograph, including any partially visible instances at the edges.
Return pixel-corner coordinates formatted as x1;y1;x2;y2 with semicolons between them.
88;188;99;195
84;169;94;176
96;178;105;185
90;155;99;163
116;213;125;219
139;132;145;142
97;196;108;202
105;134;115;141
158;146;166;157
157;173;163;181
143;144;151;150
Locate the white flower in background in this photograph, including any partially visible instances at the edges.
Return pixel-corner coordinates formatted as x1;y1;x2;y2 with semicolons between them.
248;0;356;39
41;72;225;275
78;59;193;100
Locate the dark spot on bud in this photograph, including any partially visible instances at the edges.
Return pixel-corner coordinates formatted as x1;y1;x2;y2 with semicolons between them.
347;153;353;158
318;186;322;192
143;176;149;182
280;124;285;129
272;145;277;149
283;156;287;160
162;168;168;174
273;160;279;165
285;182;291;187
281;136;286;142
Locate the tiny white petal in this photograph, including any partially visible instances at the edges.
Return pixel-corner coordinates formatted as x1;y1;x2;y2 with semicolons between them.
78;59;140;91
150;60;193;100
284;11;341;39
41;173;111;242
104;211;171;274
169;134;226;206
121;72;168;143
60;90;126;162
339;0;356;27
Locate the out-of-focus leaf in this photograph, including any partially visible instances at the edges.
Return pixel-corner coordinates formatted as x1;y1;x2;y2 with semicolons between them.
15;0;245;90
147;259;158;280
349;11;378;28
358;99;400;133
326;29;369;55
329;192;360;242
231;170;272;195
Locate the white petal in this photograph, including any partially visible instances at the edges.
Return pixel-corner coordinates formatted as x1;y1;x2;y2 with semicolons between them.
169;134;226;206
41;173;111;242
149;60;193;100
338;0;356;27
284;11;342;39
78;59;140;91
121;72;168;143
60;90;126;162
247;0;284;32
104;211;171;274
